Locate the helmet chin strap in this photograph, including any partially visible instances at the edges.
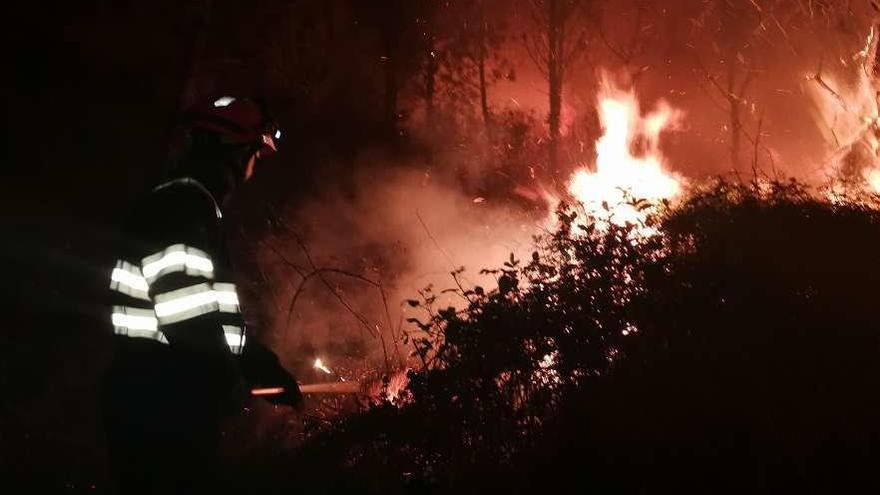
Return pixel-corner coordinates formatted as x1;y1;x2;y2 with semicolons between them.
244;154;257;182
217;149;259;205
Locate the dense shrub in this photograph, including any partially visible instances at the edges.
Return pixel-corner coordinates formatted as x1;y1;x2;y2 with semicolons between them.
276;180;880;493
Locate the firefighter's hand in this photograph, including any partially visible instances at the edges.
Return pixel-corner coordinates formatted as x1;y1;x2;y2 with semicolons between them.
251;358;303;408
261;376;303;408
239;337;303;408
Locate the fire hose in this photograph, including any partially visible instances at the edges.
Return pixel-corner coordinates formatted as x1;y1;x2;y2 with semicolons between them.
251;381;361;396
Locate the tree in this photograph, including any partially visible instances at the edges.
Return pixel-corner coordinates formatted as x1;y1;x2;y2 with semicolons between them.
689;0;762;171
446;0;513;133
349;0;430;134
687;0;819;173
595;0;654;87
406;0;513;139
524;0;589;175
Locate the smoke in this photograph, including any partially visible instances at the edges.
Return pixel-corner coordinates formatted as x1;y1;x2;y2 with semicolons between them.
253;152;547;379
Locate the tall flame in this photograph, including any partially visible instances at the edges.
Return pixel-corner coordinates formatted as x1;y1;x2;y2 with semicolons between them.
567;79;682;232
809;27;880;194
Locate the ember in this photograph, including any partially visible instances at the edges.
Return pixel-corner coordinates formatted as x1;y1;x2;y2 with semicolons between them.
363;370;410;405
313;358;333;375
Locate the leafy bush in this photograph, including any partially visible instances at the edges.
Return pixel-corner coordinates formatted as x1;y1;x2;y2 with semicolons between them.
279;179;880;493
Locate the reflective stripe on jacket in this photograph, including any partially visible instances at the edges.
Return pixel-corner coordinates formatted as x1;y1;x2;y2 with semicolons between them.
107;178;245;355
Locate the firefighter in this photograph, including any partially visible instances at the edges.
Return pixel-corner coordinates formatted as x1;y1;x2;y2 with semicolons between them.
102;96;301;494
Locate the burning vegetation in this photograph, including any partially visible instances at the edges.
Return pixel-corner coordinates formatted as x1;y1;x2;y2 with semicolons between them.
268;178;880;493
564;75;683;233
214;1;880;491
219;1;880;490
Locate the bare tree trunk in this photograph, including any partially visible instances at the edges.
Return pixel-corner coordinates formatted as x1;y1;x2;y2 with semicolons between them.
478;0;491;133
548;0;563;173
730;99;741;170
383;46;398;132
872;23;880;78
727;61;741;170
478;51;490;126
425;49;437;132
165;0;213;175
177;0;213;112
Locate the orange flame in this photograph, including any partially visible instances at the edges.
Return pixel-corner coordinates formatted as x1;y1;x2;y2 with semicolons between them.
364;370;410;404
566;78;682;233
809;27;880;194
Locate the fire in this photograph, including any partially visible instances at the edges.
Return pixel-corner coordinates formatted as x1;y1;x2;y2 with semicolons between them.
867;168;880;193
566;79;682;232
809;26;880;194
314;358;333;375
364;370;410;404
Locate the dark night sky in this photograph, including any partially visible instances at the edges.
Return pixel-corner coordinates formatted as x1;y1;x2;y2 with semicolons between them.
2;2;217;378
4;1;198;222
3;1;297;305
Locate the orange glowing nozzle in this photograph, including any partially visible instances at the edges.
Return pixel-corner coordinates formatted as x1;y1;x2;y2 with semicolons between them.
250;387;285;396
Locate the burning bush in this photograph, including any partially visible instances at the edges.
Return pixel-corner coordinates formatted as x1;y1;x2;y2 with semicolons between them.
267;178;880;493
529;179;880;492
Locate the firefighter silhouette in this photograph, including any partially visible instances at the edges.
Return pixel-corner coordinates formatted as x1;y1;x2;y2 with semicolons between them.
102;96;301;493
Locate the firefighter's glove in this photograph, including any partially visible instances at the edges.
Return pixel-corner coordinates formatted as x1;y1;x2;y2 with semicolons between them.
240;338;304;408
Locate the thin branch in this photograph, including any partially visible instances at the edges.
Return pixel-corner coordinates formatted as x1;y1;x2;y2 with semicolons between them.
377;279;405;366
752;107;765;187
415;210;458;271
523;33;550;75
262;240;307;277
284;267;382;340
737;69;754;98
808;55;847;110
597;25;625;62
278;222;400;375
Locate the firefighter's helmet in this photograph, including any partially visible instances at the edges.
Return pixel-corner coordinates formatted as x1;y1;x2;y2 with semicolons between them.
184;96;280;157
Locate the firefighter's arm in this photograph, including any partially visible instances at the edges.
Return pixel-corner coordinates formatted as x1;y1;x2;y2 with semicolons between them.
135;183;244;356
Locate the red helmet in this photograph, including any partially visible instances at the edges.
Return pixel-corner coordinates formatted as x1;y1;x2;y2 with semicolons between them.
184;96;280;156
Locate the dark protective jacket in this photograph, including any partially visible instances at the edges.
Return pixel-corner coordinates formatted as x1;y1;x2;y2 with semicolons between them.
102;176;300;493
106;177;300;415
